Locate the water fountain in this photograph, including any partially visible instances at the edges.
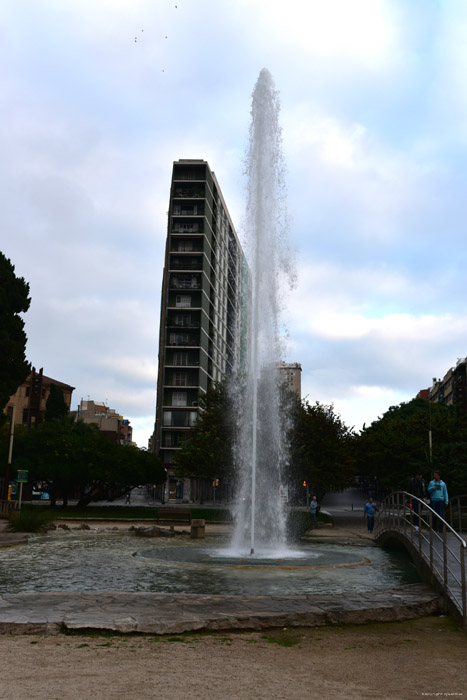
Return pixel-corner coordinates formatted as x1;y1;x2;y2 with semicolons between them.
230;68;293;556
0;71;420;598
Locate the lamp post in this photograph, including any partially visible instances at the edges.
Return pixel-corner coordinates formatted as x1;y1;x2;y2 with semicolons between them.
3;406;16;501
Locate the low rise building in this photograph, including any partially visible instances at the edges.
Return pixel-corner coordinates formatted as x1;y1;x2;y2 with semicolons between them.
73;399;133;445
4;367;74;428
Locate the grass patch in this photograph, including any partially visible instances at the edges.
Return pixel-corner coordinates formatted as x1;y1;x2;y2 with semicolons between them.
61;627;125;638
260;630;303;647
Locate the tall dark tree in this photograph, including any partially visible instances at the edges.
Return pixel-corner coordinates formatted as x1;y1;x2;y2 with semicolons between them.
45;384;69;422
355;398;467;496
1;419;166;507
175;382;233;481
289;398;356;497
0;252;31;423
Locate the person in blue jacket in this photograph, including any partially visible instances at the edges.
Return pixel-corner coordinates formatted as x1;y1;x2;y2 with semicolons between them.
364;497;377;533
428;471;449;533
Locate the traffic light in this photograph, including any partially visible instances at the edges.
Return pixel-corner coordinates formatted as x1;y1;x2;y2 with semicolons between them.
303;480;307;487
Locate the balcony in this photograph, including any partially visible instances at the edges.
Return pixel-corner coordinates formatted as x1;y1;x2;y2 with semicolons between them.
170;276;201;290
172;223;203;234
173;205;205;216
170;257;203;271
173;187;205;198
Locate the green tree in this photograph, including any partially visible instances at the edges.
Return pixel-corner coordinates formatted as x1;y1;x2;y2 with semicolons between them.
1;419;165;507
45;384;69;422
289;398;356;496
0;252;31;423
176;382;233;481
355;398;467;495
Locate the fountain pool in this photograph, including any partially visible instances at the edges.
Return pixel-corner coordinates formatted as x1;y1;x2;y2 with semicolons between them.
0;531;419;596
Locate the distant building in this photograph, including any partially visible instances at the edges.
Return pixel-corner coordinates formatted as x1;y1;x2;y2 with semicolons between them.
4;367;74;428
277;362;302;399
73;400;133;445
417;357;467;412
416;389;430;402
153;159;247;501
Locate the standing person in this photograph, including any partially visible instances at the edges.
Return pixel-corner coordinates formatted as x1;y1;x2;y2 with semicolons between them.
364;497;377;533
309;496;319;528
125;490;131;505
407;471;427;530
428;471;449;533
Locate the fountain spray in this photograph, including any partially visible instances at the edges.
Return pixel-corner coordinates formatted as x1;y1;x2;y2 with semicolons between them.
231;69;294;556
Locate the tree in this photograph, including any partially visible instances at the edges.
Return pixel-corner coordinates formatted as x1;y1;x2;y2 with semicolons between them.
176;382;233;481
0;252;31;423
1;419;166;506
45;384;69;422
289;398;356;497
355;398;467;495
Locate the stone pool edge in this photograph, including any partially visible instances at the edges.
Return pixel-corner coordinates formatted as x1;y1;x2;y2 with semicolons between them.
0;584;445;635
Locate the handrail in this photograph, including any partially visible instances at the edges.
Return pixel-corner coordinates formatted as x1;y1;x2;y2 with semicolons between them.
374;491;467;621
448;494;467;534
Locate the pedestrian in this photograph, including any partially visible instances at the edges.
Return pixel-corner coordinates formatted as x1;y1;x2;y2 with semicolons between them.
428;471;449;533
309;495;319;527
364;497;377;533
125;491;131;505
407;471;427;530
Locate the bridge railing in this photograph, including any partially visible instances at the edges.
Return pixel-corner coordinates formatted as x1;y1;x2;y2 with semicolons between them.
374;491;467;621
448;495;467;534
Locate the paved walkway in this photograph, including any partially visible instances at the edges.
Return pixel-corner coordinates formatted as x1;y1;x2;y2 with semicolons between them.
0;490;446;635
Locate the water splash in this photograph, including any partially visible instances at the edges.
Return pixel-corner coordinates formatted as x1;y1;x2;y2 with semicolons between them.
230;69;294;556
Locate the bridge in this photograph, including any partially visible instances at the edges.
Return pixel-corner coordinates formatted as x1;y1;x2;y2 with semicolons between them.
374;491;467;624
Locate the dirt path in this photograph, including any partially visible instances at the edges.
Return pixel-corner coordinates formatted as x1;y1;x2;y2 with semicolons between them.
0;616;465;700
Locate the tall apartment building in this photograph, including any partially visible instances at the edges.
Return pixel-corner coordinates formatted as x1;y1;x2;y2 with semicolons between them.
277;362;302;399
154;160;247;500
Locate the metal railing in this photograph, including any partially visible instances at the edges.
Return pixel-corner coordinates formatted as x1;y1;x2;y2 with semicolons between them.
374;491;467;621
448;494;467;534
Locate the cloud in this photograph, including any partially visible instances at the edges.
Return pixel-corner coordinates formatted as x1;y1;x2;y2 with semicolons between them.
1;0;467;447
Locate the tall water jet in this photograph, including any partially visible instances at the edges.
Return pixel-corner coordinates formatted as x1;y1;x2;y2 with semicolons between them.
231;69;294;556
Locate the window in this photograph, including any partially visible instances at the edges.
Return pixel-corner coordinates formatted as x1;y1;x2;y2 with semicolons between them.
178;240;193;252
175;313;192;327
172;391;187;407
169;333;190;345
173;372;188;386
173;352;189;366
172;411;188;427
173;274;199;289
164;432;178;447
176;295;191;308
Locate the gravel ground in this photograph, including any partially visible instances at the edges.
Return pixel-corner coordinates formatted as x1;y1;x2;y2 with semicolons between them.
0;616;465;700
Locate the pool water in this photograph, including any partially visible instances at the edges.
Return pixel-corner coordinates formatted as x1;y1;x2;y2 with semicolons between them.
0;531;419;596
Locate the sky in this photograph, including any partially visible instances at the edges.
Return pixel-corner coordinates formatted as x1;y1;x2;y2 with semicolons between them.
2;0;467;447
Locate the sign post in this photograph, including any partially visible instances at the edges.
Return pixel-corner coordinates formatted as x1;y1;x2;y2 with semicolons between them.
16;470;28;510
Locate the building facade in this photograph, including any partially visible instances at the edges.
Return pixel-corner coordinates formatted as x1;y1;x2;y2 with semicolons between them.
153;159;247;500
73;400;133;445
418;357;467;412
277;362;302;399
4;367;74;428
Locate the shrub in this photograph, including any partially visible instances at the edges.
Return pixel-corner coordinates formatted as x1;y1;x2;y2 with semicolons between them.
7;508;54;533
